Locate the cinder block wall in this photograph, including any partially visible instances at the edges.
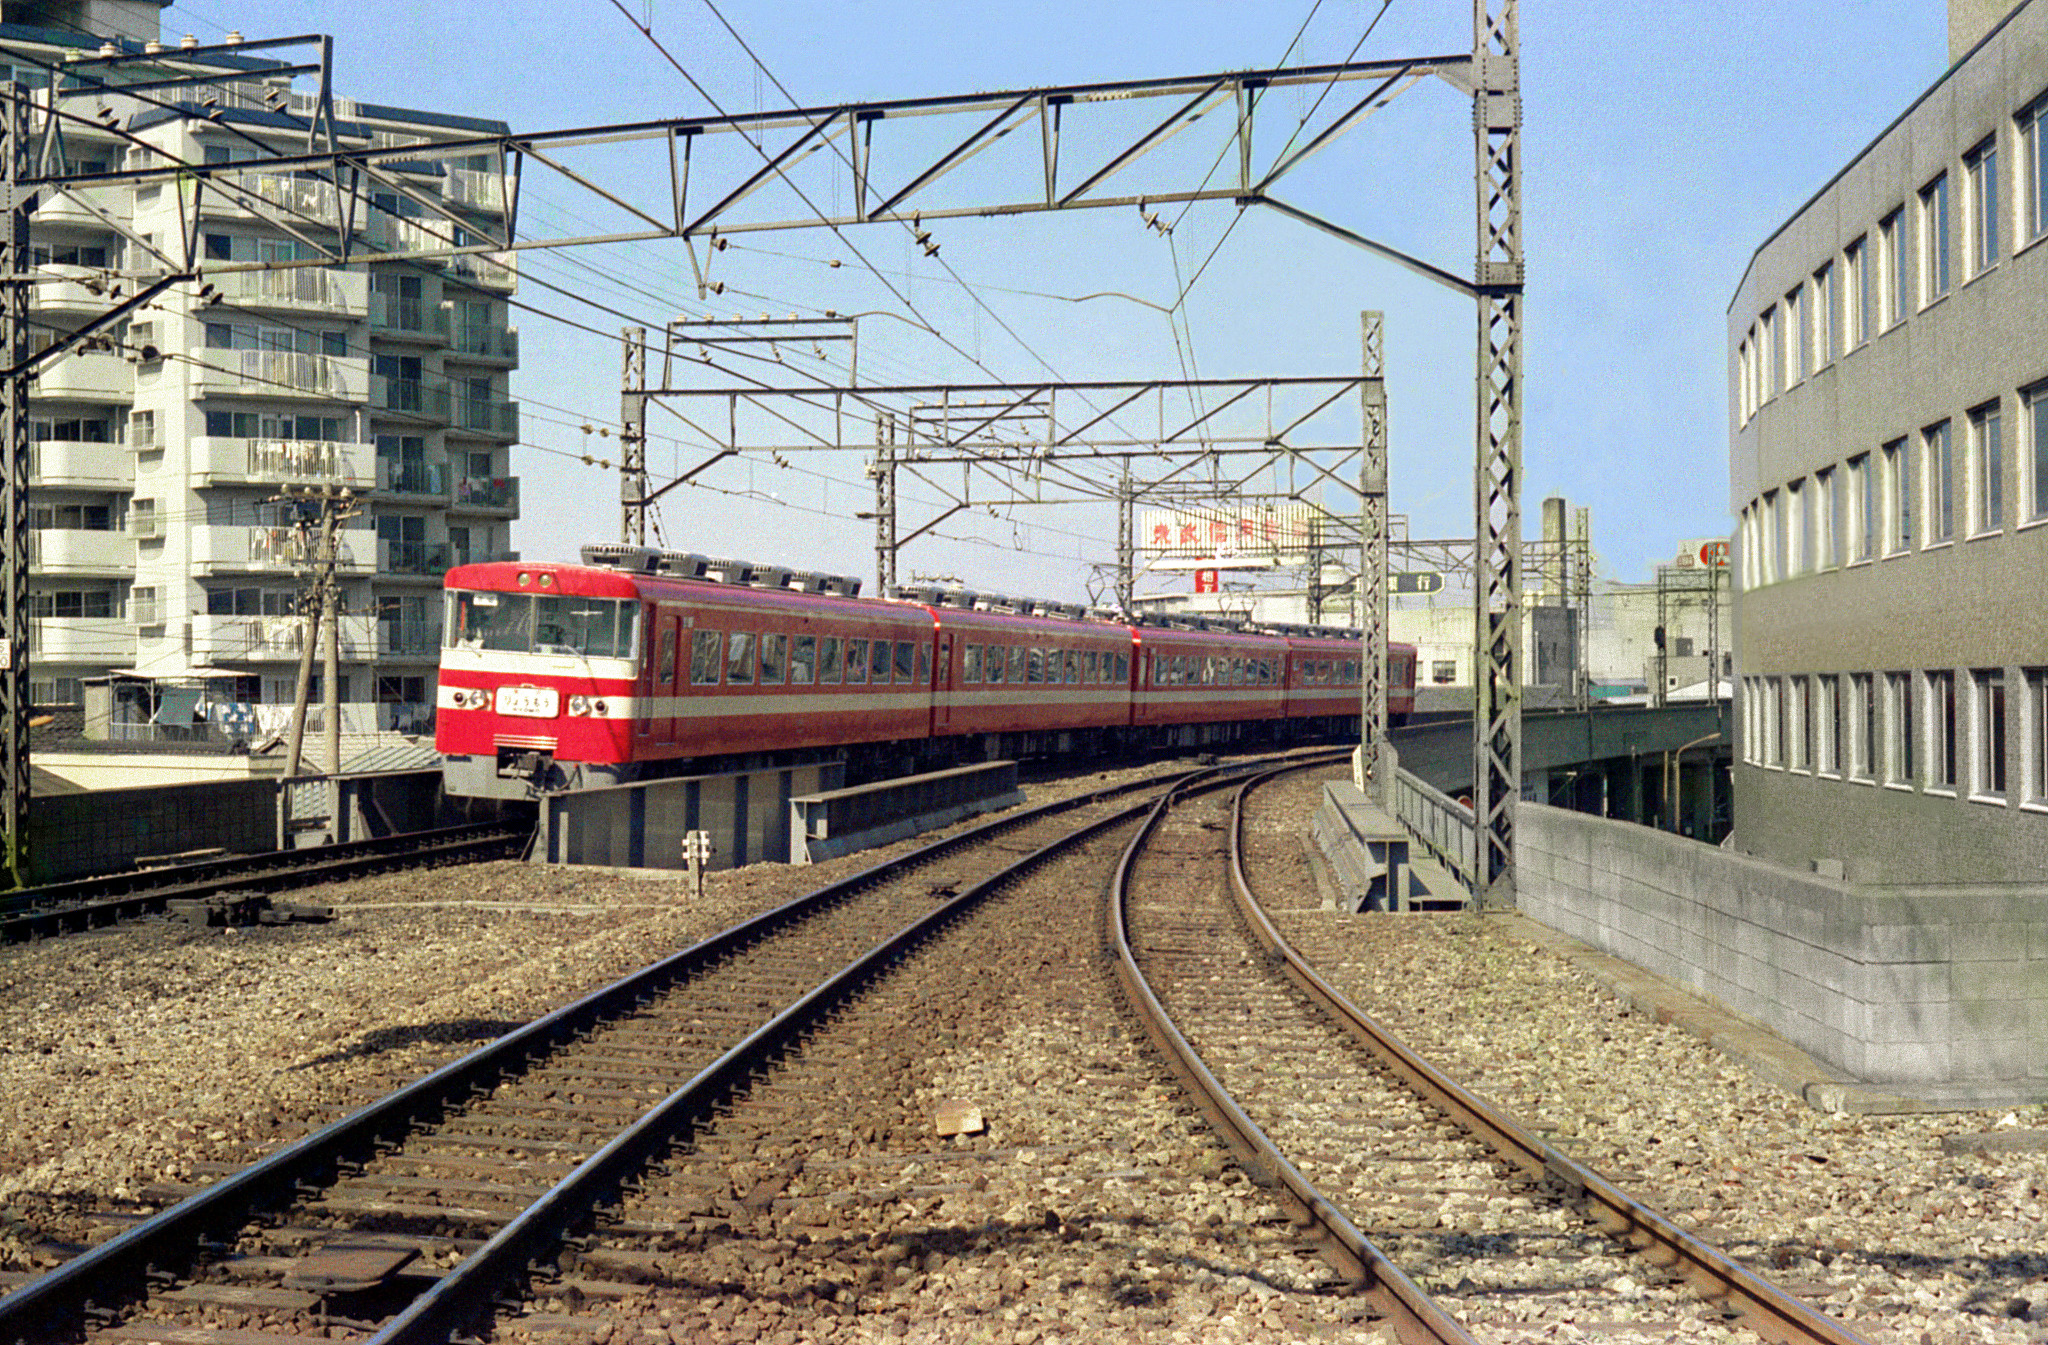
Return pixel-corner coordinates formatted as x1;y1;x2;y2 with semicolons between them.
1517;803;2047;1091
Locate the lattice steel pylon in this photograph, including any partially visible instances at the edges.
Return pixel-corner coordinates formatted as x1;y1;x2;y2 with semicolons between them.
620;327;648;547
0;85;29;888
1471;0;1523;909
1357;311;1389;795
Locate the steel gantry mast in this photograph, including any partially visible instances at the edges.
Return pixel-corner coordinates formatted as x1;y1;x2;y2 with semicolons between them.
1357;310;1390;796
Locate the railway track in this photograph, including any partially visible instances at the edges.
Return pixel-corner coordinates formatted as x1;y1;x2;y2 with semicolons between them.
0;822;529;945
1111;760;1874;1345
0;753;1318;1344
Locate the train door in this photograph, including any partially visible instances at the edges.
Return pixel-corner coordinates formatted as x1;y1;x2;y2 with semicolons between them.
653;611;682;747
932;633;953;732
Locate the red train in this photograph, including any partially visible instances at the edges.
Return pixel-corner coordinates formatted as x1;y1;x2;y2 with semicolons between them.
436;546;1417;799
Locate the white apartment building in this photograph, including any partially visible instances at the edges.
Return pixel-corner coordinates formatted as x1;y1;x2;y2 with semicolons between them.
4;1;519;741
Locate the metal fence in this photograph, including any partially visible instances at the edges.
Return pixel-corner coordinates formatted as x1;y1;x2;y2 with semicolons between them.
1392;767;1475;892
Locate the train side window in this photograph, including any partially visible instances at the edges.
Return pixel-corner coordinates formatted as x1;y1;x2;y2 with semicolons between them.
871;639;893;683
1027;648;1044;683
727;632;756;685
790;635;816;685
1007;646;1026;683
759;633;787;685
915;643;930;684
987;646;1006;684
688;630;721;685
1084;651;1099;682
820;636;843;683
894;640;915;683
1116;651;1130;683
659;628;679;687
845;638;867;683
964;644;982;683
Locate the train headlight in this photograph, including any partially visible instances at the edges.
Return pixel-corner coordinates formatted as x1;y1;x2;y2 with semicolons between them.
592;699;608;715
568;694;592;716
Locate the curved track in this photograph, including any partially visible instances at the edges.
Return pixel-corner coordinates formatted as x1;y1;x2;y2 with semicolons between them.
0;756;1299;1344
1110;760;1875;1345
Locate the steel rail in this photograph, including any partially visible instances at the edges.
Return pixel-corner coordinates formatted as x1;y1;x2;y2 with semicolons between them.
1107;763;1479;1345
0;822;526;944
0;754;1289;1339
1223;769;1876;1345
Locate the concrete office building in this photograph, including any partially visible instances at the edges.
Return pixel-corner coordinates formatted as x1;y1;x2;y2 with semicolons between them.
1730;0;2048;885
4;2;520;742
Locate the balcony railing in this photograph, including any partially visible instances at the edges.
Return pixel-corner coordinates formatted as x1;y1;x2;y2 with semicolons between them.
197;351;367;402
378;620;442;656
453;476;518;511
29;529;131;572
447;251;516;291
446;168;507;213
29;617;129;660
378;458;449;498
369;293;451;342
380;539;451;576
450;323;518;362
192;524;370;572
197;613;376;662
219;172;349;221
450;396;518;439
370;375;451;422
214;268;368;317
29;438;127;485
34;350;131;401
131;599;161;626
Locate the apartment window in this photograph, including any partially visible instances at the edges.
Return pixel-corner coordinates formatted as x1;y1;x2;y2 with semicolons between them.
2021;94;2048;245
1784;284;1807;383
1964;136;1999;276
1848;452;1873;561
1431;659;1456;684
1878;208;1906;327
1885;671;1916;785
1968;400;2004;535
2027;384;2048;523
1844;236;1870;348
2027;669;2048;805
1882;438;1911;553
1973;669;2007;799
1851;672;1877;781
1919;173;1951;304
1818;674;1842;776
1924;420;1953;544
1927;669;1957;792
1812;261;1837;367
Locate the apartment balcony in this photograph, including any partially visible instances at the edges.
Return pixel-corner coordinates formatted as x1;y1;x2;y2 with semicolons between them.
377;458;450;500
449;322;517;365
192;524;371;574
31;266;118;317
28;616;130;661
379;539;451;579
377;619;442;658
30;528;131;575
212;267;368;319
209;172;354;224
192;351;368;404
370;375;450;424
368;293;451;345
451;475;519;514
446;251;516;293
33;350;132;402
446;168;507;215
30;438;128;487
192;612;377;664
448;396;519;441
34;185;128;229
194;437;373;489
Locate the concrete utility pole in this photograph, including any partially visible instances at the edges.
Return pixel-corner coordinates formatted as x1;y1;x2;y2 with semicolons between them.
279;486;355;778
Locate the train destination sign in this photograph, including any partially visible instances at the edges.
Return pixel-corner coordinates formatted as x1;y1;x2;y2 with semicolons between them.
1391;572;1444;594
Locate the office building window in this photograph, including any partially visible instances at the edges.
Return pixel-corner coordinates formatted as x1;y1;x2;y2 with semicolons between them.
1741;679;1757;763
2022;94;2048;244
1965;136;1999;276
1928;670;1958;791
1973;669;2007;799
1812;261;1837;367
1851;672;1877;781
1736;339;1750;423
1761;304;1781;395
1816;466;1840;569
2027;383;2048;522
1968;400;2004;535
1845;236;1870;348
1886;671;1915;785
2027;669;2048;805
1879;207;1906;327
1767;676;1785;766
1787;478;1808;576
1923;420;1953;544
1818;674;1842;776
1793;676;1814;771
1919;173;1950;303
1847;452;1873;561
1761;489;1781;581
1784;284;1807;383
1881;438;1911;553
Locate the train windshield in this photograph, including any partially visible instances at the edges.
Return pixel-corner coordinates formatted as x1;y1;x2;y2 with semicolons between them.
446;591;640;660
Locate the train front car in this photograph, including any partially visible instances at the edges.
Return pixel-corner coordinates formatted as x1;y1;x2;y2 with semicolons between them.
438;561;645;798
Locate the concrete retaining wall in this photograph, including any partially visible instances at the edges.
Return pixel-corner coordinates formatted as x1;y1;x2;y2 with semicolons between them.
29;778;280;882
537;763;841;871
1518;802;2047;1098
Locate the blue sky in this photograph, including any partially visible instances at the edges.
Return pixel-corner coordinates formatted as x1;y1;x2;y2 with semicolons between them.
171;0;1951;594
